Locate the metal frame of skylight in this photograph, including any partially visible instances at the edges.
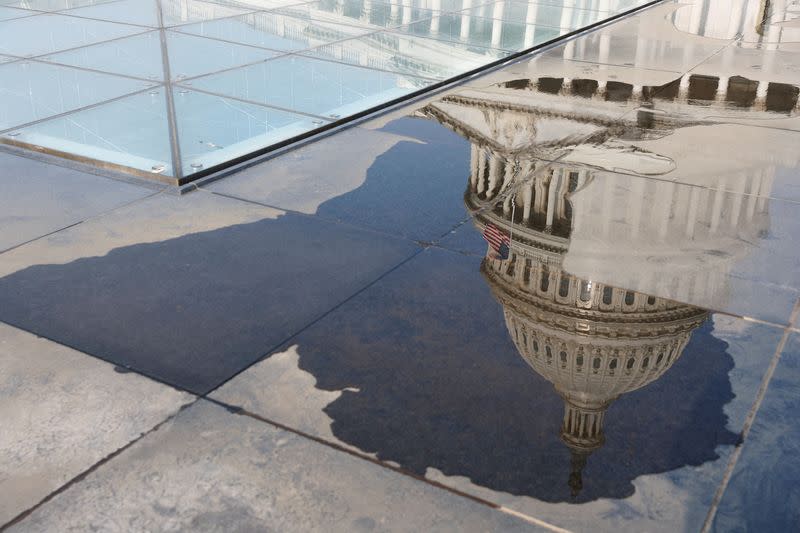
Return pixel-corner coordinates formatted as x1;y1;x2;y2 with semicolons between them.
0;0;666;187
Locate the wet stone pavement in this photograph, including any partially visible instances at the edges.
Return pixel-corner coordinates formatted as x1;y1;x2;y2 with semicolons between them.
2;0;800;531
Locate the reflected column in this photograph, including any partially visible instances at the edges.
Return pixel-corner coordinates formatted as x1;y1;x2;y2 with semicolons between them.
460;0;472;40
523;3;539;48
491;1;506;49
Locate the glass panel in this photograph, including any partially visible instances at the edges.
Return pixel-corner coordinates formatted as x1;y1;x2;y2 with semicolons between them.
0;5;31;21
1;89;174;177
370;0;470;11
462;2;607;29
0;61;154;130
174;88;329;175
470;0;643;21
275;0;441;28
66;0;161;27
0;0;655;183
167;31;279;81
0;0;117;10
0;14;145;57
396;14;565;52
306;30;510;80
187;55;434;118
175;11;375;52
43;31;164;81
159;0;262;27
196;0;314;9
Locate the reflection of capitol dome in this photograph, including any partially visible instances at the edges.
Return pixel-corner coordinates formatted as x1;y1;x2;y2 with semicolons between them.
417;62;792;494
470;165;709;493
482;247;708;495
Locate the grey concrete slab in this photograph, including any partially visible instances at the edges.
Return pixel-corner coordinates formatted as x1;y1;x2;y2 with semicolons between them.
211;247;785;532
0;190;419;394
0;152;156;252
207;116;475;242
0;322;194;526
205;126;419;214
8;400;547;533
711;333;800;532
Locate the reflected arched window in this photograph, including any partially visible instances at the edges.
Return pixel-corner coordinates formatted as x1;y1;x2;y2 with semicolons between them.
624;291;635;305
602;286;613;305
579;281;592;301
559;277;570;298
540;268;550;292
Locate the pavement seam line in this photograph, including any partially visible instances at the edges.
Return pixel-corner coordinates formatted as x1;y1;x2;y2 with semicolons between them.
208;398;574;533
0;399;199;532
200;188;427;247
700;296;800;532
0;189;165;256
202;246;425;395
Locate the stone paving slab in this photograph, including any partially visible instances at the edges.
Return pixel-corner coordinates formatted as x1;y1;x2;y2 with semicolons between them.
207;116;475;242
0;190;419;394
8;399;547;533
0;151;156;252
0;322;193;526
711;332;800;532
211;246;786;533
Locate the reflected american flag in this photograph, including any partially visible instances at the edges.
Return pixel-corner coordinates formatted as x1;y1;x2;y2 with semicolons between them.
483;222;510;260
